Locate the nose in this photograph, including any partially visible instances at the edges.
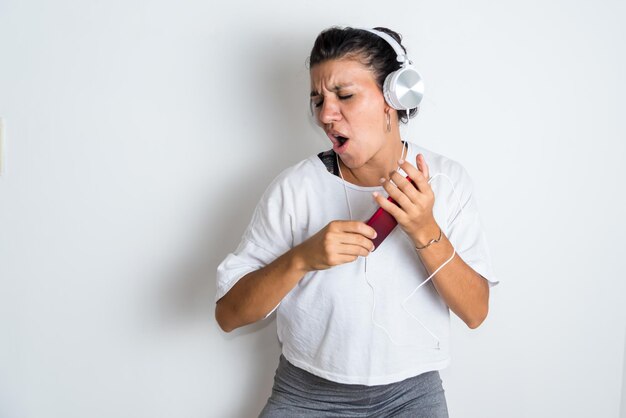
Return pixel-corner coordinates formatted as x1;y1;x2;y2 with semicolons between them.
317;98;342;126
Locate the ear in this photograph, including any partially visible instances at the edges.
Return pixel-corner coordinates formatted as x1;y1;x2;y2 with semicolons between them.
384;107;400;122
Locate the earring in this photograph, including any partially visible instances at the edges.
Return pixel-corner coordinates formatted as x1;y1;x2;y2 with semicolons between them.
385;111;391;133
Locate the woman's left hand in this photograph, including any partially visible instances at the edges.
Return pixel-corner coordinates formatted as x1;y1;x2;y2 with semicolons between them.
373;153;441;248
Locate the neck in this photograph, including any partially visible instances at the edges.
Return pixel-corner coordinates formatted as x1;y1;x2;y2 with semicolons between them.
338;138;407;187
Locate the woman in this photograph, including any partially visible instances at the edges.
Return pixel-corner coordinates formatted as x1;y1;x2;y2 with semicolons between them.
216;26;497;417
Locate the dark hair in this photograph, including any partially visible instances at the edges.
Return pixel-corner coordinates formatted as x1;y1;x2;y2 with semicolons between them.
307;26;418;123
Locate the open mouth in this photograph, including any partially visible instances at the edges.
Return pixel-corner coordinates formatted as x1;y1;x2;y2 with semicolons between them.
328;131;350;153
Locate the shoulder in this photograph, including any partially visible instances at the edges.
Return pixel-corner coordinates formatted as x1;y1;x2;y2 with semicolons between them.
258;154;328;201
268;154;325;187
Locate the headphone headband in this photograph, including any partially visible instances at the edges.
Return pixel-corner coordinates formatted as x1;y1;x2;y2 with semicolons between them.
359;28;410;64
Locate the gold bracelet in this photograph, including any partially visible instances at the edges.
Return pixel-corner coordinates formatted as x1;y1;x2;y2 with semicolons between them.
415;228;443;251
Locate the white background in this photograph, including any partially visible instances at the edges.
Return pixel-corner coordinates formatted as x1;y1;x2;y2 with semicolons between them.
1;0;625;417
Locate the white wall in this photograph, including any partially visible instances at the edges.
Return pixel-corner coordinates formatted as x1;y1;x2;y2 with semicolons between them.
1;0;625;417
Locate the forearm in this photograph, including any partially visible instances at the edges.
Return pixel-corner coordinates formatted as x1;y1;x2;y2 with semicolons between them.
412;224;490;329
216;220;377;332
215;246;309;332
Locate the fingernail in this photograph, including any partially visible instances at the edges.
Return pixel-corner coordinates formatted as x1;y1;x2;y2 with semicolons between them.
398;159;404;165
379;177;386;184
372;191;379;198
371;245;376;251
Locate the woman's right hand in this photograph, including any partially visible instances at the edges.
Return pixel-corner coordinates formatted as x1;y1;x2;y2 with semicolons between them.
295;221;377;272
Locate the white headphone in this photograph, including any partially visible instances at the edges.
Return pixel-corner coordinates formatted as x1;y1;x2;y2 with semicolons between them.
361;28;424;111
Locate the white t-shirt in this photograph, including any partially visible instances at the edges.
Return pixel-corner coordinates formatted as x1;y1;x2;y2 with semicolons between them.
216;141;498;386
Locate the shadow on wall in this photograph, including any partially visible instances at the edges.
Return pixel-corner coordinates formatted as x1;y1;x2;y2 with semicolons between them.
151;27;322;417
152;27;319;321
619;330;626;418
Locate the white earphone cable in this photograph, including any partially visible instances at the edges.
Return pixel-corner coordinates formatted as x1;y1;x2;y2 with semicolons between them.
336;141;466;349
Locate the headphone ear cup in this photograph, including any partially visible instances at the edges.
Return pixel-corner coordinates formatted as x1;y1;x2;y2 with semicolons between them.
383;66;424;111
383;71;401;110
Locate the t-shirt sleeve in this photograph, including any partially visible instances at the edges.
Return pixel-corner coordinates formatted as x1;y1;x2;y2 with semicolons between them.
442;166;499;286
215;177;295;303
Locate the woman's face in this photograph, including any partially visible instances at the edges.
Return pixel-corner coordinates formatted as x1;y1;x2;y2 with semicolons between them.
310;58;389;169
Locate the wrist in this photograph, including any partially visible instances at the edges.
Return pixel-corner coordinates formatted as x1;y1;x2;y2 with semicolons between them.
289;245;313;274
411;220;441;249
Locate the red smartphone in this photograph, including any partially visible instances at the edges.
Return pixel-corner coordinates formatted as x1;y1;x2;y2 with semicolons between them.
366;176;415;250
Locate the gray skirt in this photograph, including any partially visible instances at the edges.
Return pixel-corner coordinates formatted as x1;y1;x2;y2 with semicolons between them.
259;356;449;418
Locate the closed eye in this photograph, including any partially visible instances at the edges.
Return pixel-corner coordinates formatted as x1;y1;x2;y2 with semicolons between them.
311;94;354;110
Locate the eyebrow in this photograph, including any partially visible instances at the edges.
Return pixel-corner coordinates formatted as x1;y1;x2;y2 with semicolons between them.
310;83;355;97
